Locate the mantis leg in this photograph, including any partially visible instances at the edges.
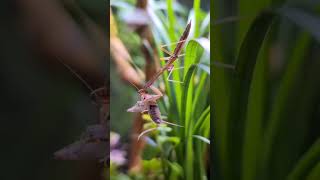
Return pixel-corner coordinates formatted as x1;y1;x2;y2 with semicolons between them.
213;61;236;70
160;46;173;57
160;40;187;56
142;95;162;103
214;16;245;26
167;66;184;83
141;110;148;114
149;85;163;96
161;120;183;127
160;54;185;61
137;127;158;141
90;87;106;97
161;40;186;48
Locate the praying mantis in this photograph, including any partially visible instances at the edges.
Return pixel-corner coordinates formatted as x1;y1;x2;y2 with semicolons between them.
127;16;244;140
127;21;191;140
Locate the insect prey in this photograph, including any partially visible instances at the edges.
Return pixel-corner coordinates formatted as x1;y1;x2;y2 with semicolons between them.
127;83;182;140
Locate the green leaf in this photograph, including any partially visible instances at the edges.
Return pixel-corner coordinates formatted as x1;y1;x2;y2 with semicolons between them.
168;162;183;179
241;27;270;180
193;135;210;144
212;9;274;180
180;64;197;180
287;139;320;180
262;33;311;179
237;0;272;50
235;11;275;82
192;72;209;119
306;162;320;180
192;0;201;37
167;0;177;42
148;0;170;44
193;106;210;134
184;39;205;78
200;13;210;36
181;64;197;136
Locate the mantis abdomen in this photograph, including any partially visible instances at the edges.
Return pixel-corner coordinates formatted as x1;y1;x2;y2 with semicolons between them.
148;104;162;124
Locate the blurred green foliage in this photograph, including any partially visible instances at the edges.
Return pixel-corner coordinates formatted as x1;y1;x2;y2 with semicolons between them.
213;1;320;180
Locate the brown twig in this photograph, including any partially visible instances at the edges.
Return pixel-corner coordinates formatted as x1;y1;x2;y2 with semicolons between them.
110;9;144;88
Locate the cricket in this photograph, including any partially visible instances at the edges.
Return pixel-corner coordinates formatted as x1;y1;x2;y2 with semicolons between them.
127;21;191;140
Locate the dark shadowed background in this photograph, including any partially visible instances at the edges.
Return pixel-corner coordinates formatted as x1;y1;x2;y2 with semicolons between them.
0;0;107;179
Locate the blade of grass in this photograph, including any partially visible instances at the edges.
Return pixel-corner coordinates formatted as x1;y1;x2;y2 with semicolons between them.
287;138;320;180
181;65;197;136
184;39;205;78
200;13;210;36
193;106;210;134
200;113;210;137
212;3;234;180
241;29;270;180
264;29;320;179
193;135;210;144
157;1;187;15
194;140;206;178
182;39;206;126
192;72;209;120
227;11;274;179
254;7;320;179
191;36;210;120
167;0;177;42
181;64;197;180
306;162;320;180
237;0;271;50
235;11;274;81
264;7;320;174
193;0;201;37
262;32;311;180
148;0;170;44
185;134;194;180
285;55;320;180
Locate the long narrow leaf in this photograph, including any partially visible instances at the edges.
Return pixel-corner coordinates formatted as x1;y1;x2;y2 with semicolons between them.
287;139;320;180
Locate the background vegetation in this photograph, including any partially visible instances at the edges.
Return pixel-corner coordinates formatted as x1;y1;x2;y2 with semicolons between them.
111;0;210;179
213;0;320;180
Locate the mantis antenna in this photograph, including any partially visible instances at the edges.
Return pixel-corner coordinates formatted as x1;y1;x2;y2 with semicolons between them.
55;57;102;97
57;57;94;91
127;80;140;91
